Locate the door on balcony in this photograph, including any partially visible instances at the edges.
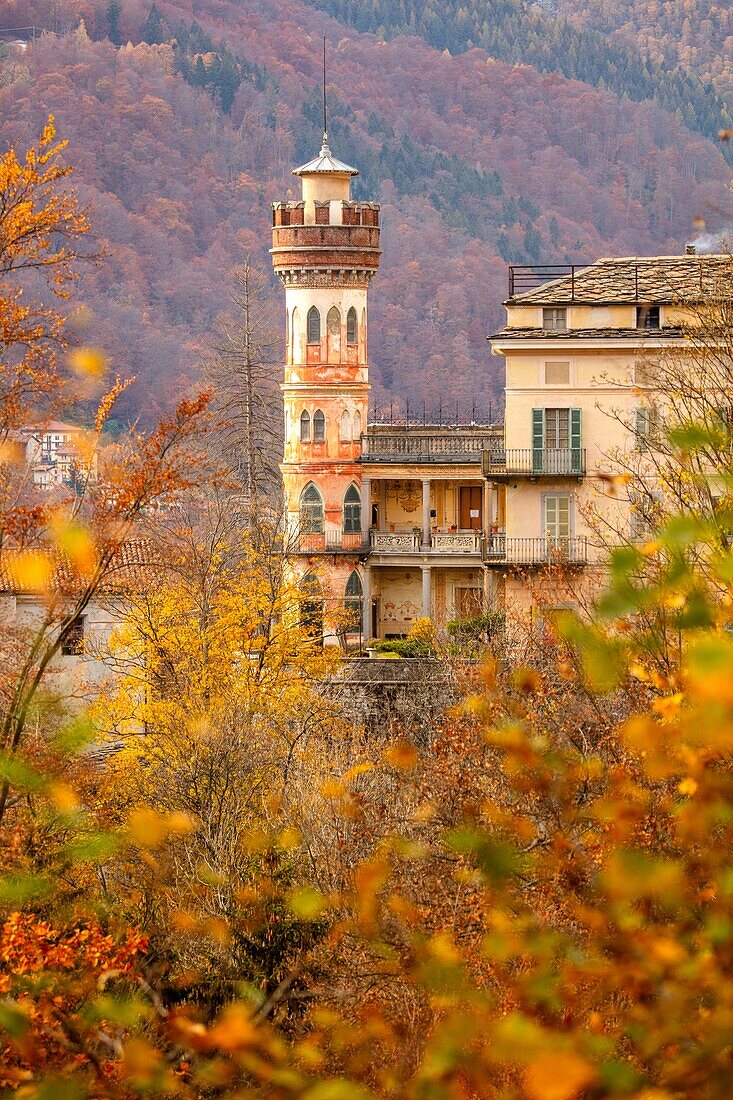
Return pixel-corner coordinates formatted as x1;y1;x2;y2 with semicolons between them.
459;486;482;530
532;408;582;474
544;494;571;554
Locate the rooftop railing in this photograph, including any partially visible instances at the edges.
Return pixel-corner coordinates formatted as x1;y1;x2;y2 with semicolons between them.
362;430;503;464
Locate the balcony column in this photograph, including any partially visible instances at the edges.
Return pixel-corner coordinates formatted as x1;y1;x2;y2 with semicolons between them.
362;563;372;642
421;564;431;619
361;476;371;547
378;480;386;529
421;478;431;551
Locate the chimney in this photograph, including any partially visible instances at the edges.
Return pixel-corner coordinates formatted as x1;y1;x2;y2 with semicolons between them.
685;243;696;256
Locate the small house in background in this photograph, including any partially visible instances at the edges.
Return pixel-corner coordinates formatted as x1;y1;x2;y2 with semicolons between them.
19;421;96;491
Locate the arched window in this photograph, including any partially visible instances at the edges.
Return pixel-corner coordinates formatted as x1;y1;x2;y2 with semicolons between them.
344;570;363;628
313;409;326;442
346;306;358;345
343;483;361;533
300;572;323;640
300;410;311;442
291;307;300;357
307;306;321;344
340;409;352;442
327;306;341;335
300;482;323;533
353;410;362;440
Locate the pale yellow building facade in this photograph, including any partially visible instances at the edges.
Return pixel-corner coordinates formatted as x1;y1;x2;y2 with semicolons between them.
489;254;731;616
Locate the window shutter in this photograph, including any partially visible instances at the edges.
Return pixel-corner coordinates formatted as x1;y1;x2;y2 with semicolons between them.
558;495;571;538
570;408;582;472
635;406;649;449
532;409;545;473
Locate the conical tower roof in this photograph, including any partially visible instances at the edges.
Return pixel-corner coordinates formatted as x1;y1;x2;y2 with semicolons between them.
293;133;359;177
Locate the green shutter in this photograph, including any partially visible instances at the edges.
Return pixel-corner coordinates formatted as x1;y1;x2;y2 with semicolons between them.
570;408;582;473
532;408;545;474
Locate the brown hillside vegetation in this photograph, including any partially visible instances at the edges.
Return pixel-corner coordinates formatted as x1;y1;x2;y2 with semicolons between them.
0;0;732;423
554;0;733;103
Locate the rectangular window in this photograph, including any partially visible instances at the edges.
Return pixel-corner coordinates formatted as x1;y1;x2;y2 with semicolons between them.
635;405;660;450
61;616;85;656
629;488;663;540
636;305;660;329
544;495;572;540
545;408;570;450
543;307;567;332
532;408;582;474
544;361;570;385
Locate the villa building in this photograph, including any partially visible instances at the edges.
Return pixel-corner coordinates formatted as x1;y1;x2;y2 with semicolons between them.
271;131;731;641
489;254;731;615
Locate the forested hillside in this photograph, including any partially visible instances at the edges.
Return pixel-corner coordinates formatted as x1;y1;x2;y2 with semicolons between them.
1;0;732;422
552;0;733;103
309;0;732;155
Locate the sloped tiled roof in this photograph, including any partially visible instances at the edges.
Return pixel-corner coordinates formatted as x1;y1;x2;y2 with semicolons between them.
20;421;85;435
510;256;733;304
0;540;161;596
491;326;685;341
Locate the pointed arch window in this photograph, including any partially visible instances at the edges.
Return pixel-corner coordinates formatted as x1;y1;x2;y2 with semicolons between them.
340;409;352;442
327;305;341;335
300;410;311;442
300;482;324;534
352;410;362;440
343;483;361;533
344;569;363;627
291;306;300;356
307;306;321;344
346;306;358;345
300;572;323;640
313;409;326;442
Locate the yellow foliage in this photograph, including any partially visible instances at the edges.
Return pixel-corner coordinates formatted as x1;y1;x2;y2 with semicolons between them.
522;1052;596;1100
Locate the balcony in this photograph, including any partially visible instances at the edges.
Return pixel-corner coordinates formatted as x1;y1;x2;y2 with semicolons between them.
295;531;365;554
362;428;502;465
484;448;586;479
369;530;484;555
484;536;588;565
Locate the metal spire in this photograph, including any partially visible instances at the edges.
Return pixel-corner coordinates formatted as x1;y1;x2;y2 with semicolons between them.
322;35;328;146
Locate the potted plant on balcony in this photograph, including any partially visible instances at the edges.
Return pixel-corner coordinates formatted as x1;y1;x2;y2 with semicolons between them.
449;523;457;533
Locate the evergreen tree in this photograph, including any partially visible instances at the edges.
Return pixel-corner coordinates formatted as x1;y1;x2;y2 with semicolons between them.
106;0;122;46
141;4;167;46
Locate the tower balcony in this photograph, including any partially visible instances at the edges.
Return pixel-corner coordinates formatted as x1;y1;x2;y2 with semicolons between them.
294;530;365;555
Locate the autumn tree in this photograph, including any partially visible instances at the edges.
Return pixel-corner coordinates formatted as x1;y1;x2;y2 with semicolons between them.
205;255;282;517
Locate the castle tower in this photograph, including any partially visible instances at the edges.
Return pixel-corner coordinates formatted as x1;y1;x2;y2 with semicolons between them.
271;132;382;638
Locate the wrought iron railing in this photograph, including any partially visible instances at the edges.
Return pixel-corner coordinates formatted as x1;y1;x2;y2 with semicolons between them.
484;536;588;564
362;431;502;464
296;531;365;553
485;448;586;476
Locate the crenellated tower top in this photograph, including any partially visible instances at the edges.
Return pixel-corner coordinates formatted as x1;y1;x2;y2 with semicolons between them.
272;100;382;641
